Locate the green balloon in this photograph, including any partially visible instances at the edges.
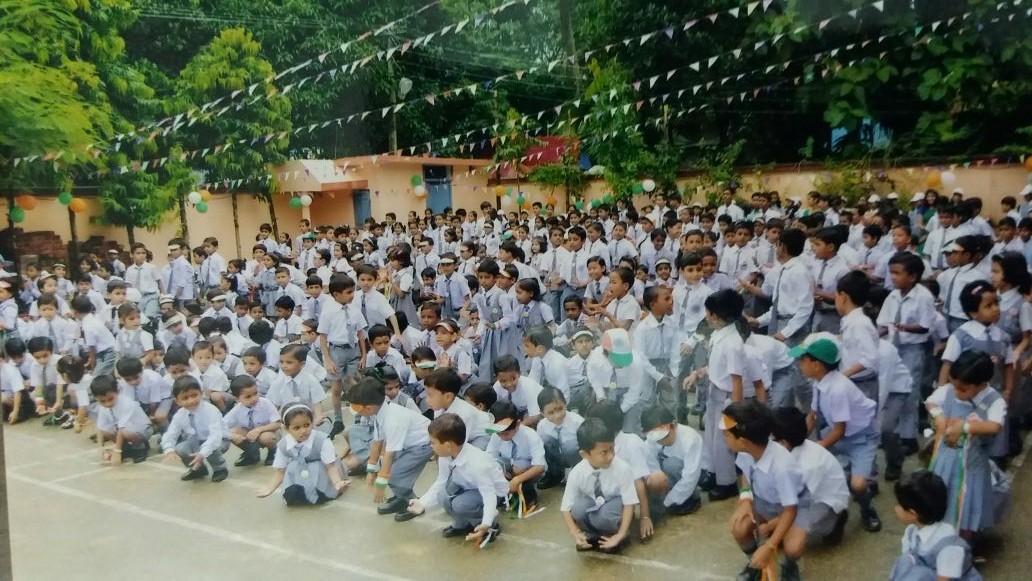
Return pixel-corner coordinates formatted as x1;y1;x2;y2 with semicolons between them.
516;196;526;206
602;194;613;204
410;175;423;186
574;200;585;211
631;183;644;194
289;197;303;209
505;187;513;196
195;201;209;213
10;206;25;223
58;191;73;205
590;199;601;208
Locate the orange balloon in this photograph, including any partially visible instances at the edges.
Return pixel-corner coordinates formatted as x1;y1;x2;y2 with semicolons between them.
1025;156;1032;171
494;185;506;196
16;195;38;210
200;189;212;202
545;194;558;206
925;170;941;188
68;198;87;213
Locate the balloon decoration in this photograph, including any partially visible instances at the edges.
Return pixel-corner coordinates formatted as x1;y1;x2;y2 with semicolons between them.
289;196;303;209
9;206;26;223
493;185;505;196
925;170;942;188
15;195;38;211
68;198;86;213
631;183;644;195
590;199;601;209
574;200;585;211
505;187;513;196
200;189;212;202
516;195;526;207
1025;156;1032;171
410;175;423;187
940;171;957;187
195;201;209;214
642;179;656;193
413;185;428;198
500;194;514;208
300;194;313;207
545;194;558;206
58;191;73;205
187;191;202;204
602;194;613;204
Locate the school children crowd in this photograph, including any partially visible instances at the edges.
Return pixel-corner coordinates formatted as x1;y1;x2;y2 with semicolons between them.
2;185;1030;580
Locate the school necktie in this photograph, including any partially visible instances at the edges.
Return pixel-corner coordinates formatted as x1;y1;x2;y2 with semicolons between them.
130;267;141;290
189;412;197;437
46;321;56;344
110;307;118;330
343;305;353;337
892;298;904;346
444;278;452;315
816;260;828;291
945;270;958;316
593;470;603;499
767;244;775;265
555;425;564;458
771;265;786;321
247;408;255;429
593;281;601;299
108;408;118;430
288;378;300;400
445;463;458;494
550;250;558;275
361;293;368;322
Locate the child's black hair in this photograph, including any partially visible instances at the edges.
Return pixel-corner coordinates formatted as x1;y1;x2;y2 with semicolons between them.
563;295;584;309
723;400;774;445
90;375;119;397
428;413;466;446
241;346;267;364
536;386;566;412
350;377;387;406
172;375;202;398
949;351;995;385
676;251;702;270
515;278;542;301
425;368;462;395
576;418;615;452
894;470;948;525
279;343;309;362
229;374;258;397
367;324;392;343
115;356;144;378
585;400;624;435
461;383;494;411
642;284;669;310
524;325;553;349
771;407;809;448
703;288;745;323
610;266;635;286
3;338;25;359
489;400;521;425
248;319;274;345
197;317;218;338
192;340;213;356
493;355;521;375
70;295;94;314
888;252;925;280
640;404;675;432
163;346;191;368
56;355;86;384
328;275;356;294
779;228;806;257
835;270;870;306
959;280;995;317
992;251;1032;294
274;296;296;312
25;336;54;355
476;258;500;276
411;346;436;363
813;227;842;249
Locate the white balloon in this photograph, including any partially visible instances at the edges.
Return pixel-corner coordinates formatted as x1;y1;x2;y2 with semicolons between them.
940;171;957;187
187;191;202;204
300;194;313;207
642;179;657;193
413;184;427;197
500;194;514;208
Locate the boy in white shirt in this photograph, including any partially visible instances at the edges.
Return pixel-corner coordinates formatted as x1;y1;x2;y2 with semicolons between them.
354;265;402;335
273;296;303;343
116;357;172;430
160;376;229;482
241;346;277;396
92;375;152;464
318;275;368;436
560;418;638;554
223;375;281;467
485;400;548;511
536;387;584;489
641;404;703;517
523;326;570;400
191;341;231;413
70;295;117;377
835;271;881;402
365;324;412;385
424;368;492;450
491;355;544;427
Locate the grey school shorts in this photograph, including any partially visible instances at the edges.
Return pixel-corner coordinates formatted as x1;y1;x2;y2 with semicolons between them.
327;344;360;381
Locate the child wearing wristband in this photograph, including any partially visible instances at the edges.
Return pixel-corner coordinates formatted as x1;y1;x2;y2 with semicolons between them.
350;377;432;522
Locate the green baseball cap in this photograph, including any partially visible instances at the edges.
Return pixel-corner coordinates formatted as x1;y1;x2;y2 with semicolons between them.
788;337;839;365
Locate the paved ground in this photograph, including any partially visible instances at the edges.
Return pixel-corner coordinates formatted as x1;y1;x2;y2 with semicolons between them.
5;417;1032;581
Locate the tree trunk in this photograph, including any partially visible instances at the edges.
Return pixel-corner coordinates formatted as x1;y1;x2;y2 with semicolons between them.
177;193;190;246
267;196;279;240
559;0;580;91
68;207;79;268
231;191;242;258
126;224;136;246
4;193;17;271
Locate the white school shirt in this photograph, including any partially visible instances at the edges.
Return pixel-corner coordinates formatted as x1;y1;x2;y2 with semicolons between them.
529;349;571;400
607;238;638;268
536;411;584;455
787;440;849;513
419;444;509;527
437;398;493;444
540;246;572;283
413;252;441;278
584;238;608;259
811;371;877;437
756;257;814;337
366;348;412;384
124;263;162;294
160;401;226;456
486;424;547;469
584;276;609;305
159;327;198;352
126;370;171;404
302;294;331;322
224;330;255;357
876;285;936;345
566;353;590;388
941;321;1013;365
247;367;278;397
634;313;680;375
272;432;336;470
168;255;195;300
644;424;703;507
116;327;155;357
355;289;396;328
30;317;75;354
266;370;326;409
937;264;983;320
877;340;914;400
899;522;969;578
746;332;794;373
720;244;758;282
812;254;850;297
716;203;745;222
95;396;151;435
373;400;431;452
839;308;880;380
585;347;658;413
927;383;1006;424
274;314;304;340
273;283;307;308
493;376;545;417
566;248;591;288
672;281;713;341
614;431;651;480
317;301;367;346
0;361;24;396
735;442;805;508
605;293;641;329
194;363;230;394
561;457;639;512
222;397;280;430
708;324;746;393
79;313;116;353
441;343;474;378
77;289;106;314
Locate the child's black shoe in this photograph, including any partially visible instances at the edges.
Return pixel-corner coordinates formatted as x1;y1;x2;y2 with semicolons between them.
329;420;345;439
698;470;716;492
442;525;474;538
708;483;738;502
394;510;420;522
283;485;307;506
181;467;209;481
211;468;229;483
130;442;150;463
736;565;762;581
824;510;848;546
860;507;882;532
234;453;260;467
264;449;276;466
377;497;406;515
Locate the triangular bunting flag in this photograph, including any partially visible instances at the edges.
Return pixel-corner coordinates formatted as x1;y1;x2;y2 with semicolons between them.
689;61;700;71
747;1;759;15
707;12;719;23
872;0;884;11
664;26;674;38
640;32;656;45
649;75;660;87
728;7;740;18
684;19;697;31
